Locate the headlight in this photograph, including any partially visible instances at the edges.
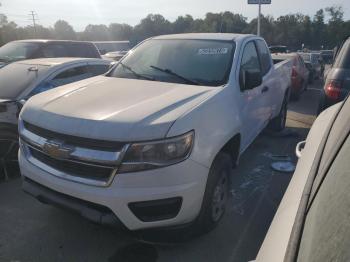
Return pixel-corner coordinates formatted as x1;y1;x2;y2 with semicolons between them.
118;131;194;173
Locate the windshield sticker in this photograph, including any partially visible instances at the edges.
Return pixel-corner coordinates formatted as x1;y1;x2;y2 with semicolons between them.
198;48;228;55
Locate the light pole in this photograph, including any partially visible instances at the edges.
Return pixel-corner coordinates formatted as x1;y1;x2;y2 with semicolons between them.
248;0;271;37
257;0;261;36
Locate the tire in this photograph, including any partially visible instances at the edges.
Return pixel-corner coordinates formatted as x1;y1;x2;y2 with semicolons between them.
0;127;19;179
291;91;300;101
303;79;308;91
268;95;287;132
193;153;232;235
317;93;326;115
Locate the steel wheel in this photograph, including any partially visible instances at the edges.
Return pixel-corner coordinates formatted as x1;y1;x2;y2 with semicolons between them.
211;170;229;222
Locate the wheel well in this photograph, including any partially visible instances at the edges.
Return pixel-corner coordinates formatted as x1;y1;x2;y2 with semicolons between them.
219;134;241;167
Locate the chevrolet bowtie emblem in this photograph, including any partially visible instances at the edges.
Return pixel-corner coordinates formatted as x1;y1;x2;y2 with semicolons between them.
42;140;73;159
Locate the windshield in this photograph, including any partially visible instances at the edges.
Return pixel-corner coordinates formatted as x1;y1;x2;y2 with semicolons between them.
108;39;235;86
0;42;41;62
334;40;350;69
94;42;131;54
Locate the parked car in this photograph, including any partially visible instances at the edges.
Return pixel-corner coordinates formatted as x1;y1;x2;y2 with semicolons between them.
93;41;131;55
19;33;292;235
0;40;101;69
272;53;309;100
0;58;110;178
299;52;324;79
321;49;334;64
102;51;129;62
269;45;288;54
255;95;350;262
318;36;350;114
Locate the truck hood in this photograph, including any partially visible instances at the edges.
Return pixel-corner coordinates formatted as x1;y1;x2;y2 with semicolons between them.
21;76;217;141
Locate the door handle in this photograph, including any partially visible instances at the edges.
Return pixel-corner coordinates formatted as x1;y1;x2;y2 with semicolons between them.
261;86;269;93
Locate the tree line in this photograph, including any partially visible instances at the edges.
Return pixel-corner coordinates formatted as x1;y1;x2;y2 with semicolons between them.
1;5;349;50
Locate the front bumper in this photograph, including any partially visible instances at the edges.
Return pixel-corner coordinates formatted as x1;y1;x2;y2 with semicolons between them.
19;149;209;230
22;177;124;228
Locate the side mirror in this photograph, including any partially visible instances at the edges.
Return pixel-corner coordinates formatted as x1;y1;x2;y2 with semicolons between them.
296;140;306;158
241;70;262;90
109;62;117;70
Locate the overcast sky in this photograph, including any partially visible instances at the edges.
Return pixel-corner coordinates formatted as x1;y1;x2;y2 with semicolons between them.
1;0;350;31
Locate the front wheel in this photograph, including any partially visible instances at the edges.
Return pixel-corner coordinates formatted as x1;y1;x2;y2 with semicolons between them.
193;153;232;235
268;96;287;132
0;127;19;180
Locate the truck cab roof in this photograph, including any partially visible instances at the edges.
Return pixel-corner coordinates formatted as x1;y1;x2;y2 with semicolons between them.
152;33;256;42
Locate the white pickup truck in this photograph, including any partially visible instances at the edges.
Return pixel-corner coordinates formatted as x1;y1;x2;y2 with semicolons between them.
19;33;292;234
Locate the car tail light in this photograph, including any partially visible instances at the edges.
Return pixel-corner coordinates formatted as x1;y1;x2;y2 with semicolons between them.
325;80;342;100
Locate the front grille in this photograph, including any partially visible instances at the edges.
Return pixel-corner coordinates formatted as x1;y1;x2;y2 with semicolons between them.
23;121;125;152
29;147;114;182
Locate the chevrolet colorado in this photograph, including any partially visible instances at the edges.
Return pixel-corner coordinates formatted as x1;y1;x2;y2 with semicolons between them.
19;33;292;234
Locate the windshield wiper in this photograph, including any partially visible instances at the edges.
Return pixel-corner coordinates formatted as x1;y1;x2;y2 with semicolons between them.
150;65;199;85
119;62;155;81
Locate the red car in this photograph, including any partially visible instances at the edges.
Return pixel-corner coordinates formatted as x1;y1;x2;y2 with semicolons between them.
272;53;310;100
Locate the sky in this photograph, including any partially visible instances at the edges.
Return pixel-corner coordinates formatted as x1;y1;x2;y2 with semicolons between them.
1;0;350;31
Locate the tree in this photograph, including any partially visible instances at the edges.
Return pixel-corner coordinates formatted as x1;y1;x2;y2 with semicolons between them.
244;15;275;43
54;20;76;40
81;24;111;40
172;15;194;33
0;6;349;50
109;23;133;40
312;9;326;49
300;15;312;48
133;14;172;42
218;12;248;33
326;5;345;48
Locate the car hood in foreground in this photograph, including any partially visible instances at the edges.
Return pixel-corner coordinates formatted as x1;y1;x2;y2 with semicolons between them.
21;76;217;141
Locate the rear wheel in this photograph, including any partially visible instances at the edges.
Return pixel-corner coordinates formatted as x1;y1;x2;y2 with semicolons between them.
268;96;287;132
193;153;232;235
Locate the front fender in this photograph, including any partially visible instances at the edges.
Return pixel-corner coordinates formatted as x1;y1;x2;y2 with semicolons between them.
167;85;242;168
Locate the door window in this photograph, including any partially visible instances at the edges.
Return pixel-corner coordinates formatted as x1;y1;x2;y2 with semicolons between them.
40;44;68;57
88;64;110;75
239;41;261;89
30;65;93;96
256;40;272;75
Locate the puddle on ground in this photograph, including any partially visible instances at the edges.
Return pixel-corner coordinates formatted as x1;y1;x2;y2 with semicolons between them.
230;165;270;216
271;161;296;173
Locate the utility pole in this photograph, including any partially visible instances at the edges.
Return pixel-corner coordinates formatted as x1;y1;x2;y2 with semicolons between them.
29;11;37;37
248;0;271;37
257;0;261;36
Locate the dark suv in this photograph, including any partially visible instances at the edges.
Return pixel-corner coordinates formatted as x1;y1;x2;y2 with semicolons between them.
319;37;350;113
0;40;101;67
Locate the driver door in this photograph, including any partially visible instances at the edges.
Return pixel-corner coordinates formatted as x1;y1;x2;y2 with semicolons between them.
239;41;266;150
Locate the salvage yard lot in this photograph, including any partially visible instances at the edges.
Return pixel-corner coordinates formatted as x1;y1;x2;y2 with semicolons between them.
0;81;322;262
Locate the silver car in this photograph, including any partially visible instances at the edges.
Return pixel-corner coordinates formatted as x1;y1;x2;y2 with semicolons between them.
255;96;350;261
299;52;324;80
0;57;111;178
